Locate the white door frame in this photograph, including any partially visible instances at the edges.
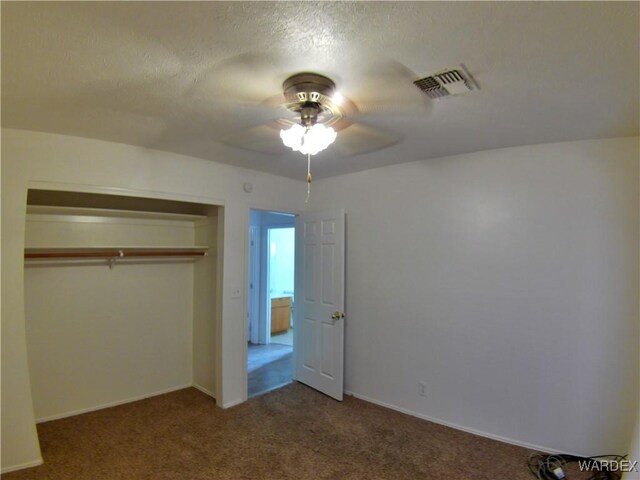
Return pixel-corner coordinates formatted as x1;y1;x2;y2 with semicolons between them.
248;225;260;345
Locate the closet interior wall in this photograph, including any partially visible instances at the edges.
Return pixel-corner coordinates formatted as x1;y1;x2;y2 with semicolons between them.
192;206;219;398
23;190;219;422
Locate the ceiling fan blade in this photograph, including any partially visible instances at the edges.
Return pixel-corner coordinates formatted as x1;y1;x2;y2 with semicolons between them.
217;120;295;155
217;118;400;158
190;53;288;107
347;98;435;124
331;122;401;157
342;59;432;116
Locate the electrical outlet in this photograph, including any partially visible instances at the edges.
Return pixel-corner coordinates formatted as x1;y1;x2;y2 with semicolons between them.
231;287;241;298
418;381;427;397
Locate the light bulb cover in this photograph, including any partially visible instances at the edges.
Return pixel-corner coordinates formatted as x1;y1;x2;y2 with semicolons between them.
280;123;337;155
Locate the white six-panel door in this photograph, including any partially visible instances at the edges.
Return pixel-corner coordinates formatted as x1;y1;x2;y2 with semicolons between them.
293;209;345;401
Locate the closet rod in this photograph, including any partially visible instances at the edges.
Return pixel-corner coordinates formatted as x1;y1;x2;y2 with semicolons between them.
25;250;207;259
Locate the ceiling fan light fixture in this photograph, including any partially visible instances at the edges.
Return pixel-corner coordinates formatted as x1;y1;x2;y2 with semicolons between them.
280;123;336;156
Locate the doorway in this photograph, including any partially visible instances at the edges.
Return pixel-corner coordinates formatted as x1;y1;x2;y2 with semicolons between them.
247;210;296;397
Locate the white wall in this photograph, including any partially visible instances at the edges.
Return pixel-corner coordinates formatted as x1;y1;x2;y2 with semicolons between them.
624;414;640;479
312;137;639;456
1;128;305;472
25;262;194;421
268;227;295;299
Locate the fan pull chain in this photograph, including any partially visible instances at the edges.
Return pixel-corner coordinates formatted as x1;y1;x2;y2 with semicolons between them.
305;153;312;203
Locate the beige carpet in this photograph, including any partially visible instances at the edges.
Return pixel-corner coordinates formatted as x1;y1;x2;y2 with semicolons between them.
3;383;534;480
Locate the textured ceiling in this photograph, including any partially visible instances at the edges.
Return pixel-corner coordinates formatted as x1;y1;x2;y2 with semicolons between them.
2;1;639;180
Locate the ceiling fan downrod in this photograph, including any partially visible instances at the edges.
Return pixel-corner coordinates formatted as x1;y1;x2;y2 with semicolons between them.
299;104;320;127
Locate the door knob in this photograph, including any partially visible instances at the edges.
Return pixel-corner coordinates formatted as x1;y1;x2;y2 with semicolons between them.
331;311;345;320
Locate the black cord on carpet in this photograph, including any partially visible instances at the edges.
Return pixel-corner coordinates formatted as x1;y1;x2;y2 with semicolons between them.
527;452;627;480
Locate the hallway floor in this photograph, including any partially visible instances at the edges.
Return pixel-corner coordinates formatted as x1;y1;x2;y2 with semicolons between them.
248;343;292;397
271;328;293;346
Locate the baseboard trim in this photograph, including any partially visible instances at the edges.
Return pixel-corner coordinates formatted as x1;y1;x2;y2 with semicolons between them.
192;383;216;399
222;398;244;409
36;384;193;423
344;389;587;458
1;458;43;474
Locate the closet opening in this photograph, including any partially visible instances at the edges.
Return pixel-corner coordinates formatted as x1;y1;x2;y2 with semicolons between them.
23;189;222;430
247;209;296;397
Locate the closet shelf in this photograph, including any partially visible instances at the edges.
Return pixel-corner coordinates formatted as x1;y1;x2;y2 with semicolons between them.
24;246;210;260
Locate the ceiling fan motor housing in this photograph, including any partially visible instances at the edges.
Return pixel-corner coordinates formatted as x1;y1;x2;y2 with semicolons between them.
283;72;335;102
282;73;344;127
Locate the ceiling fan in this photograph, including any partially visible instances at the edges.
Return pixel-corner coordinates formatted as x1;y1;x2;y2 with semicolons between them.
277;72;345;156
270;71;364;197
254;69;425;198
150;53;477;196
195;55;439;196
